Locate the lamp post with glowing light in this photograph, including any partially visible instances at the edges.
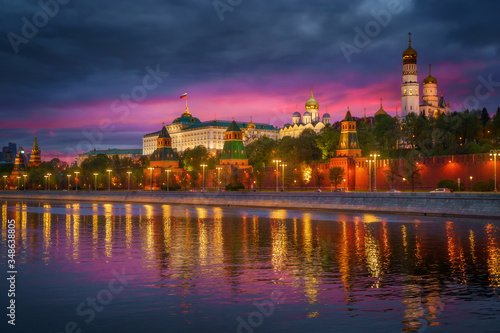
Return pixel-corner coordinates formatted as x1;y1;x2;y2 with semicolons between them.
491;149;500;192
44;175;48;190
280;163;287;191
273;159;281;192
47;173;51;191
166;169;171;191
148;167;153;191
67;174;71;191
370;152;380;192
366;158;373;192
216;167;222;191
106;169;112;191
23;174;27;191
127;171;132;191
469;176;473;191
200;164;207;191
2;175;7;190
74;171;80;192
17;176;21;190
93;173;98;191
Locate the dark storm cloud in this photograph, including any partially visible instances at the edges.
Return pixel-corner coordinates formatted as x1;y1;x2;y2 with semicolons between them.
1;0;499;155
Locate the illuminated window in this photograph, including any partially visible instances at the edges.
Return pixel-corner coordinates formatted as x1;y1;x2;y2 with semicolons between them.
404;89;407;96
409;89;413;96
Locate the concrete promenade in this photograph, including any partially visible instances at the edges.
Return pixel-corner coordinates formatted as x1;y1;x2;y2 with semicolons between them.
1;191;499;218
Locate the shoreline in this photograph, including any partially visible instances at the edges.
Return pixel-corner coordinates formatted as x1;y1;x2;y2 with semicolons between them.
1;191;499;219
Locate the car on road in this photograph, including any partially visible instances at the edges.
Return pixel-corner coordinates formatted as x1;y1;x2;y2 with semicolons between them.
430;188;452;193
388;189;401;193
333;188;349;192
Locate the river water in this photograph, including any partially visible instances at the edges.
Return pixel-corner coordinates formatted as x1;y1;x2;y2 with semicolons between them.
1;200;500;333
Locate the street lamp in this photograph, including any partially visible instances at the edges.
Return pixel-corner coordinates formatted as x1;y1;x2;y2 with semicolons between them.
366;158;373;192
370;152;380;192
491;149;499;192
470;176;473;191
93;173;98;191
273;159;281;192
3;175;7;190
74;171;80;192
23;174;27;191
127;171;132;191
280;163;287;191
216;167;222;191
44;175;48;190
47;173;51;191
17;176;21;191
148;167;153;191
343;178;346;190
106;169;112;191
201;164;207;191
165;169;171;192
67;174;71;191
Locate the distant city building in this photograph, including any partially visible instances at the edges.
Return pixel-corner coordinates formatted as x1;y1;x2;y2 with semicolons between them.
143;107;279;156
1;142;17;163
280;90;331;138
77;148;143;166
401;33;450;117
28;136;41;167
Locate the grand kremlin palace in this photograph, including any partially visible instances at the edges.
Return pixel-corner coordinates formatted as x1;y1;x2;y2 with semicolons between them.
142;108;279;155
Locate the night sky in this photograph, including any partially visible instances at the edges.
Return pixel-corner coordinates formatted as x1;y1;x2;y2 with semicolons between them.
1;0;499;162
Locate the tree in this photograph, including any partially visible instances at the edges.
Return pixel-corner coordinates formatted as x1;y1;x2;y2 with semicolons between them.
403;151;423;192
329;167;344;190
316;125;340;161
384;160;401;190
313;167;324;188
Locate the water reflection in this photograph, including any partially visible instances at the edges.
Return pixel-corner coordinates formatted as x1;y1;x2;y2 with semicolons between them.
1;201;500;332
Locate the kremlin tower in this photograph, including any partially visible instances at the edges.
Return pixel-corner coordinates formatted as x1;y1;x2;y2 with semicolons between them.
28;135;41;167
401;32;419;117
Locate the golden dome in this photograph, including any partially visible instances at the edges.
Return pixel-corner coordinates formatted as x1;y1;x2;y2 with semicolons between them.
402;33;417;59
248;117;255;129
181;107;192;118
423;64;437;84
305;90;319;109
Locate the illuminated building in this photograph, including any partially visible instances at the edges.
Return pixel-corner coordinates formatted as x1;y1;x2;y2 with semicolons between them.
11;149;27;179
401;33;450;117
77;148;143;166
280;90;331;138
28;135;41;167
142;107;279;156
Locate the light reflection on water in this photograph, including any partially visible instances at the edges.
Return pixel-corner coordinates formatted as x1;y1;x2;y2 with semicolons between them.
2;200;500;333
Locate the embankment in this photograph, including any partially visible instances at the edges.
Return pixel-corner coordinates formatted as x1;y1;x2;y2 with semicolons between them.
1;191;499;218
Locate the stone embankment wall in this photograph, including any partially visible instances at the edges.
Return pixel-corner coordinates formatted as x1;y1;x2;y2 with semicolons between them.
1;191;499;218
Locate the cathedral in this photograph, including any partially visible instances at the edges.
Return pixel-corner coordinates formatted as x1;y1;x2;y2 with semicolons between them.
279;90;331;138
401;33;450;118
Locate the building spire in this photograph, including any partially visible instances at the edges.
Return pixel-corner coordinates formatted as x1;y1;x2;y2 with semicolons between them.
408;32;412;45
364;107;366;118
380;98;383;108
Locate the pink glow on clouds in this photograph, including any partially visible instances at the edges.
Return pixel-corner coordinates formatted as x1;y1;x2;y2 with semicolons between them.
2;59;490;163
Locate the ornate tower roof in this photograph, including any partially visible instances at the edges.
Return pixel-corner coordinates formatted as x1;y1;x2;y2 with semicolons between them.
247;117;255;129
336;108;362;158
28;135;41;167
403;32;417;59
150;124;178;167
305;90;319;109
374;98;388;117
423;64;437;84
221;120;248;166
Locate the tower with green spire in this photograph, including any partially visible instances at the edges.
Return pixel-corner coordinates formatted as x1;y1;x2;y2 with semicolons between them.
150;124;179;169
220;120;249;166
28;135;41;167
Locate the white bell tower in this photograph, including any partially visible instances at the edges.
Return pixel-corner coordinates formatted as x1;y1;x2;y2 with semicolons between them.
401;33;419;117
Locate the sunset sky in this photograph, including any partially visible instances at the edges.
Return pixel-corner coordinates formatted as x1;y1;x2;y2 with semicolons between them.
1;0;499;162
